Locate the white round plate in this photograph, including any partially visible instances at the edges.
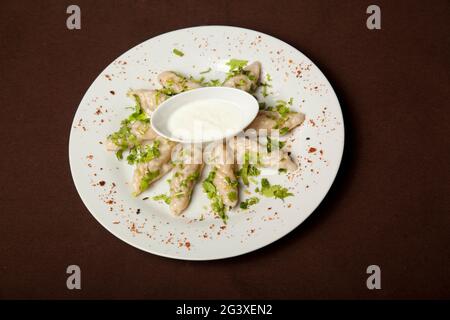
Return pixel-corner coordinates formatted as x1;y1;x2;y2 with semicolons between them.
69;26;344;260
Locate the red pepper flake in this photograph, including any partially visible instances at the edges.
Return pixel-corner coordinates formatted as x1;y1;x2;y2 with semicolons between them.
308;147;317;153
86;155;94;160
185;241;191;249
98;180;106;186
309;119;316;127
130;223;139;233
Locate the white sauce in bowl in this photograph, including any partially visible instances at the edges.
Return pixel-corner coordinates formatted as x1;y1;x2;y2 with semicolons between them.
151;87;259;143
167;99;244;142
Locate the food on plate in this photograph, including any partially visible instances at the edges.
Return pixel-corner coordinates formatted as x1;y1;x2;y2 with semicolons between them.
158;71;202;94
223;60;261;92
128;89;168;114
169;144;204;215
247;101;305;135
131;137;177;196
106;59;304;222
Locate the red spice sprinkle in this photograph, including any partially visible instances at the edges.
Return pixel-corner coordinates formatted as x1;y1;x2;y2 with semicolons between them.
185;241;191;249
98;180;106;186
110;90;115;95
308;147;317;153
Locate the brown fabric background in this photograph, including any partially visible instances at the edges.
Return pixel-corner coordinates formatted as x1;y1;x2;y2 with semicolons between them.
0;0;449;299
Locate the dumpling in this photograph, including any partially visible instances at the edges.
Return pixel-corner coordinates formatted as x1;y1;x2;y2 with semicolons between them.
128;89;168;115
132;137;177;195
247;110;305;135
223;61;261;92
231;136;297;172
169;144;203;215
158;71;202;94
209;143;239;208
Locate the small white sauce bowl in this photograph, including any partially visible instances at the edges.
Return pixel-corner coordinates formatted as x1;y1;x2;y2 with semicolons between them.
151;87;259;143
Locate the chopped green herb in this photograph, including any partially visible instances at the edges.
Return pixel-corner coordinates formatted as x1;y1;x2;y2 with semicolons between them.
200;67;212;74
260;73;273;97
153;194;171;204
108;96;149;160
258;178;293;200
202;170;228;223
240;197;260;209
204;79;222;86
225;176;239;188
261;83;269;97
156;87;177;96
202;180;216;195
186;171;200;182
226;59;248;73
126;140;161;165
139;170;160;192
189;75;205;84
115;149;124;160
174;191;185;198
279;127;290;135
266;136;286;153
278;168;288;174
172;48;184;57
275;100;291;118
238;152;261;186
248;165;261;177
227;191;237;202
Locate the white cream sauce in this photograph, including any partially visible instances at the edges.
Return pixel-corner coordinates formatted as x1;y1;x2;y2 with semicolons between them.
167;99;245;142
